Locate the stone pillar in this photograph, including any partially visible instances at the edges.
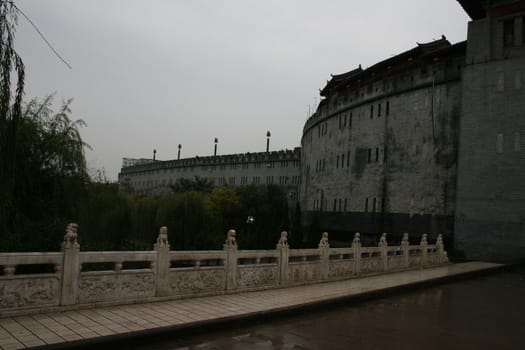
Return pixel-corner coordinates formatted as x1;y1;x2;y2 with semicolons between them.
420;233;428;267
401;233;410;268
154;226;171;297
60;223;80;306
318;232;329;280
379;233;388;272
223;229;238;291
352;232;361;276
276;231;289;285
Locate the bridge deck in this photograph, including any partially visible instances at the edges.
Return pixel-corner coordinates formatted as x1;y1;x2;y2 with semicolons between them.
0;262;502;350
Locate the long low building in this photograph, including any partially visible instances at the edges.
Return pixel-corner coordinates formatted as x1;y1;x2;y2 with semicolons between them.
118;149;301;202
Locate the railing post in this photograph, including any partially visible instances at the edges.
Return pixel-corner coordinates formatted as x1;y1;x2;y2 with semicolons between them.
420;233;428;267
154;226;171;297
318;232;329;280
276;231;289;285
223;229;238;291
352;232;361;276
60;223;80;306
401;233;410;268
379;232;388;272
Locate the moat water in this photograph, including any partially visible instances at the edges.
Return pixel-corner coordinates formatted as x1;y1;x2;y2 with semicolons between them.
122;267;525;350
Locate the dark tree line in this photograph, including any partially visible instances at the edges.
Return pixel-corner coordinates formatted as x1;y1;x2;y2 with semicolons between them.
77;182;298;251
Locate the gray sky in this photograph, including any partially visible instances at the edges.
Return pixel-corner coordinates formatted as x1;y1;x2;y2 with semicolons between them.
14;0;470;181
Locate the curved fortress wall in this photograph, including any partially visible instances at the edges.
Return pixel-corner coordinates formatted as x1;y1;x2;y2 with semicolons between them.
301;39;465;242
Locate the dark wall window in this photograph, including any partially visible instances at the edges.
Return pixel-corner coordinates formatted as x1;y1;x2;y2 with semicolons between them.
386;101;390;115
365;198;369;212
375;148;379;162
523;16;525;45
368;148;371;163
377;103;381;117
504;19;515;47
370;105;374;119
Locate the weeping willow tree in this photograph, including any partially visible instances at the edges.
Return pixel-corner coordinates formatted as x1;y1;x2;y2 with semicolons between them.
1;95;90;251
0;2;89;251
1;0;26;250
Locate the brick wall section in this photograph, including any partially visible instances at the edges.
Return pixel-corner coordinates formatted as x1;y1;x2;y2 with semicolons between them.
455;9;525;261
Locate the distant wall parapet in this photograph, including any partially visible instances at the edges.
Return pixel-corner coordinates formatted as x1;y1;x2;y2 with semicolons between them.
120;149;301;175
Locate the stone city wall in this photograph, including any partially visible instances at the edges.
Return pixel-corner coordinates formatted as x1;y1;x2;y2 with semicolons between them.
0;225;448;317
299;39;464;237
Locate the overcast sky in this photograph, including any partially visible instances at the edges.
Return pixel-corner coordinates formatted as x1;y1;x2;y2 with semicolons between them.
14;0;470;181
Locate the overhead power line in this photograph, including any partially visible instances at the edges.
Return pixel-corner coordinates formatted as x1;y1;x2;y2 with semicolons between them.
11;1;72;69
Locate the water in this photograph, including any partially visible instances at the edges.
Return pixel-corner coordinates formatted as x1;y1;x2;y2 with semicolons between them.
121;268;525;350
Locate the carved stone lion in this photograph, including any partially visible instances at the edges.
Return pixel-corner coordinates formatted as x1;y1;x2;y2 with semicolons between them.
420;233;428;245
401;233;409;246
225;229;237;248
379;232;388;247
352;232;361;247
319;231;329;248
277;231;288;248
62;223;79;248
436;233;443;246
156;226;169;247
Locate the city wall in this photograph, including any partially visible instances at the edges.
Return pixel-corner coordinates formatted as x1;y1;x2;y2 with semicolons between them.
0;224;448;317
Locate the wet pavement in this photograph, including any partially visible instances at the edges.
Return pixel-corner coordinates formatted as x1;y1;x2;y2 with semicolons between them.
0;262;507;349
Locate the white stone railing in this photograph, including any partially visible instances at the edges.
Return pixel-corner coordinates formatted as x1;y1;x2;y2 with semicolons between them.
0;226;448;316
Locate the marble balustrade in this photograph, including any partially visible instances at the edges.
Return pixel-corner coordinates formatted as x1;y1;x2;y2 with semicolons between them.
0;225;448;316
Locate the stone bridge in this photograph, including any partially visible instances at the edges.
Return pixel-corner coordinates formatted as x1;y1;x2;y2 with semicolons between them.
0;225;448;317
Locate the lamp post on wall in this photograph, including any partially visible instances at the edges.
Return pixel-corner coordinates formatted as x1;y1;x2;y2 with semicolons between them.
266;131;271;153
214;138;218;156
177;144;181;160
153;149;157;161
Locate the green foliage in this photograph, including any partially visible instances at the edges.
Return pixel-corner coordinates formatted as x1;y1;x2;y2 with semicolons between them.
77;182;132;250
0;95;89;251
71;184;291;251
170;176;214;193
289;202;303;247
234;185;289;249
155;192;221;250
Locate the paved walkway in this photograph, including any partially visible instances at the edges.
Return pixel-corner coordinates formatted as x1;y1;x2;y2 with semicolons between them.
0;262;502;349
